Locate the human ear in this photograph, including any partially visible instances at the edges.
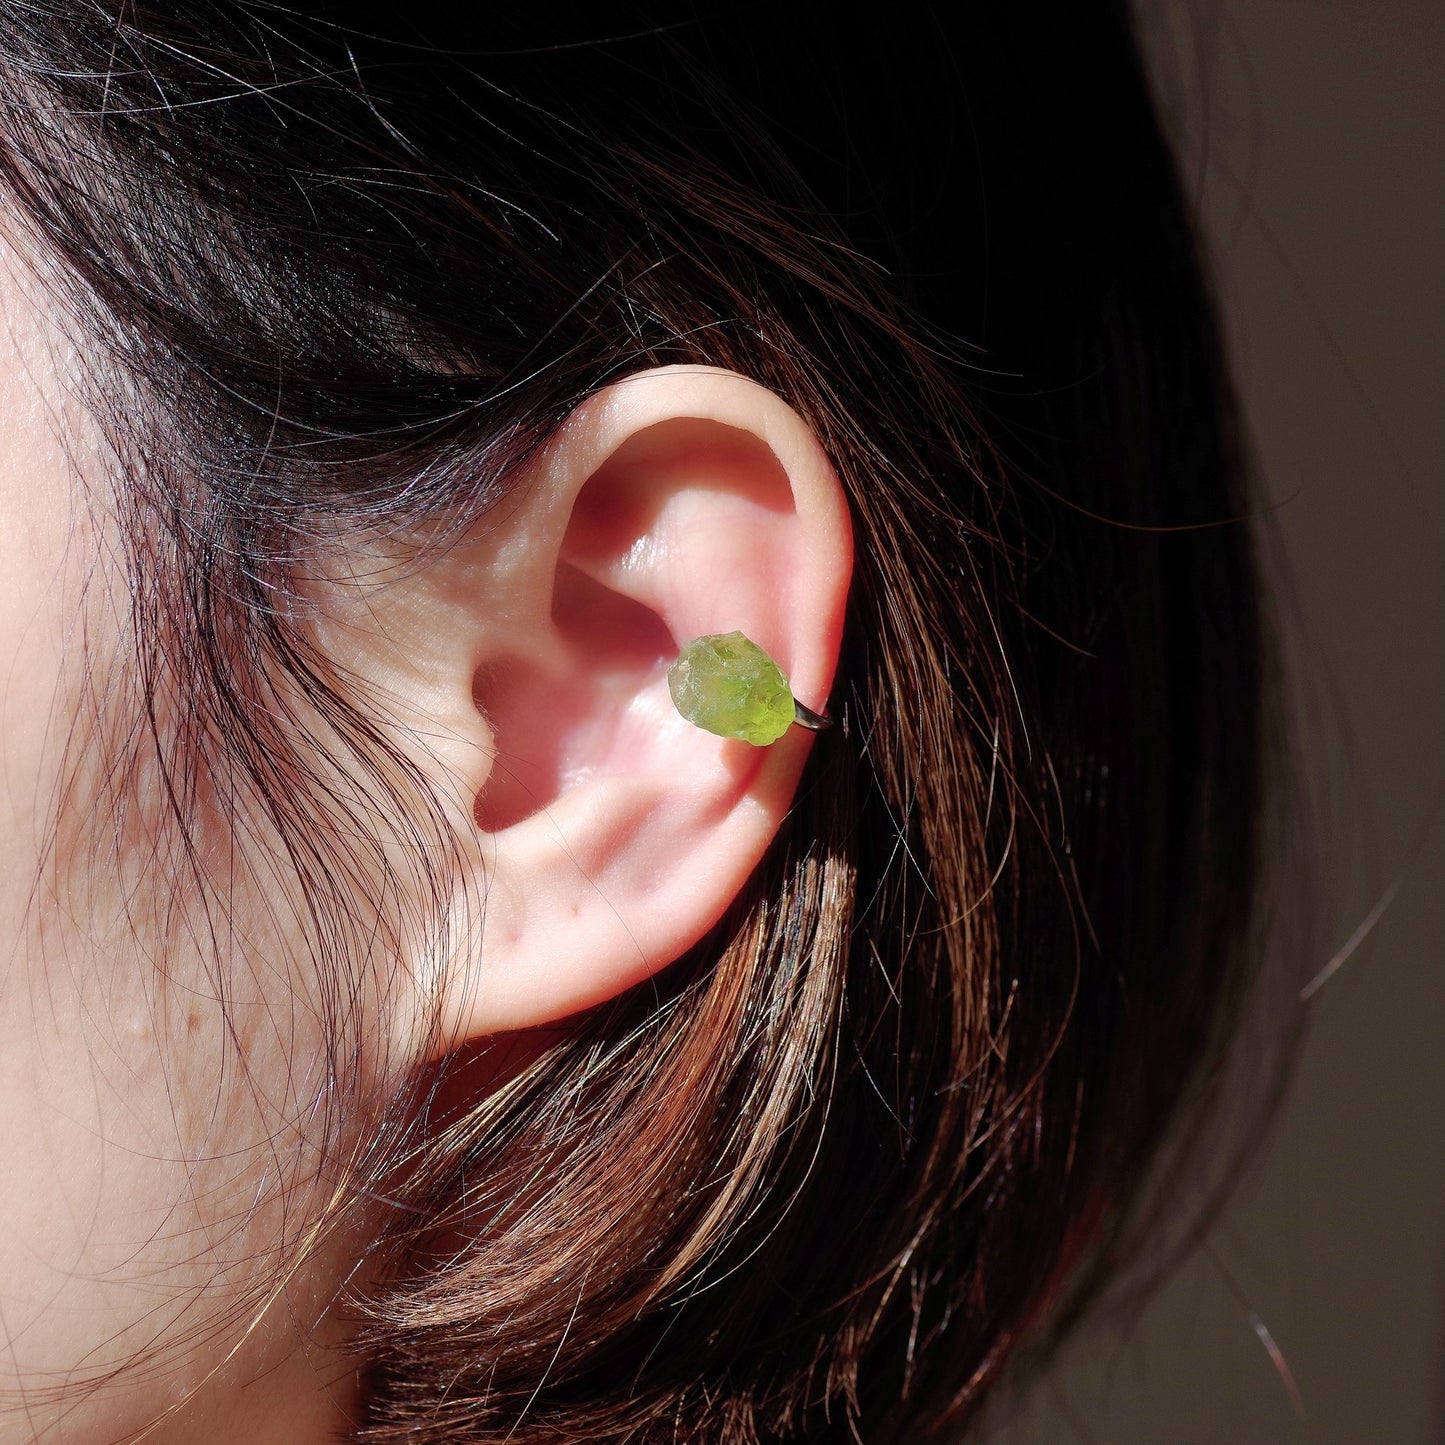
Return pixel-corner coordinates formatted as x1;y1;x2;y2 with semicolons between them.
324;367;851;1048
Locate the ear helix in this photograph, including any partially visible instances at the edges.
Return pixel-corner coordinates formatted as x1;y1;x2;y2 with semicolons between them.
668;631;833;746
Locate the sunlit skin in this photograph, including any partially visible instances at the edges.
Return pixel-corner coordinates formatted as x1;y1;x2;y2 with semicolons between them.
0;235;366;1445
0;227;851;1443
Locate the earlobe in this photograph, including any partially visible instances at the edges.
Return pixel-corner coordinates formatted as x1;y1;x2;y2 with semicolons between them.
382;368;852;1048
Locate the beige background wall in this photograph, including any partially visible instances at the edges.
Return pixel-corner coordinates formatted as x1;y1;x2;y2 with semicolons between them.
992;3;1445;1441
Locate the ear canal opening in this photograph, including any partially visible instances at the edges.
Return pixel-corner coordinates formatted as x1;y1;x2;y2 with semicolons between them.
472;561;674;834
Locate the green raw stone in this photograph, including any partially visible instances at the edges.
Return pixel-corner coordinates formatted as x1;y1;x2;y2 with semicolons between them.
668;631;796;746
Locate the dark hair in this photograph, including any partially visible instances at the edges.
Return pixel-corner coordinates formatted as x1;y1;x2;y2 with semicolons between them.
0;3;1268;1440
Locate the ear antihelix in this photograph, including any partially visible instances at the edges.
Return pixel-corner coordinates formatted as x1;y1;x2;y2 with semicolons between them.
668;631;833;745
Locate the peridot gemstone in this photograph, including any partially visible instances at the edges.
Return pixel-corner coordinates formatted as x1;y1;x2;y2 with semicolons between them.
668;631;796;746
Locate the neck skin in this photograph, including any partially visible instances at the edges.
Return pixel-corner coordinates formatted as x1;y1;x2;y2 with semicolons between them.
131;1243;374;1445
148;1342;363;1445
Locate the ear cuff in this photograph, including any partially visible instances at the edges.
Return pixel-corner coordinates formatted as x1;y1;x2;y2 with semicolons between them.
668;631;833;746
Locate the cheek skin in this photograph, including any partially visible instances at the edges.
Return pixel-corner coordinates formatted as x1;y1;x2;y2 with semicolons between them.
0;252;360;1441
